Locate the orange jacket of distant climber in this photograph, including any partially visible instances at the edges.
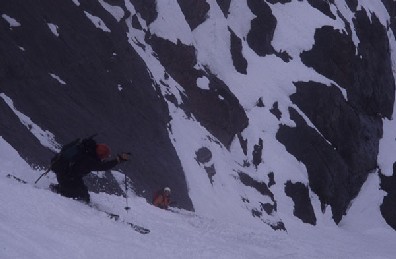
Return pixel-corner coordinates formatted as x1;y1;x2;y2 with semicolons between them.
153;187;171;209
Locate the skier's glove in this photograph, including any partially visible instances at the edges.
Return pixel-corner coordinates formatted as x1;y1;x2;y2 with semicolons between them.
117;153;130;163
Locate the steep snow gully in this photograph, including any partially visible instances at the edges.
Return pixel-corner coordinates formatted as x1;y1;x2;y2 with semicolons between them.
1;0;396;258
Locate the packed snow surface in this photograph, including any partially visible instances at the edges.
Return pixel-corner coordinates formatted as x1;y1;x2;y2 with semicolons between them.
1;137;395;259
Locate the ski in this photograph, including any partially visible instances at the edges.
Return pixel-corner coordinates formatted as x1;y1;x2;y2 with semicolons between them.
5;174;150;234
91;206;150;234
6;174;28;184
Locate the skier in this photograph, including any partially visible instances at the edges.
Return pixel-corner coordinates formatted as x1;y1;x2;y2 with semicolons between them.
51;138;130;203
153;187;171;209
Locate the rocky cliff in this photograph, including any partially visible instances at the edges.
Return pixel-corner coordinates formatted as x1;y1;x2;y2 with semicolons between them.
1;0;395;230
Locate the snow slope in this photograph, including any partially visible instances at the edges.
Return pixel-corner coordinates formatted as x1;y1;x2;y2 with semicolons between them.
1;0;396;257
1;137;396;259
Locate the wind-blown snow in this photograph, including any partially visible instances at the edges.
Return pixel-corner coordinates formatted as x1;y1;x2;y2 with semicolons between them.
70;0;80;7
1;14;21;27
196;76;210;90
0;94;60;152
98;0;124;22
358;0;390;26
150;0;193;45
49;73;66;85
47;23;59;37
270;1;344;57
84;11;111;32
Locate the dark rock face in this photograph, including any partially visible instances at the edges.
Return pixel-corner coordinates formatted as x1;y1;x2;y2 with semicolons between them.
229;28;247;74
247;0;277;56
346;0;358;11
204;164;216;184
270;101;282;120
237;133;248;156
216;0;231;17
195;147;212;164
266;0;292;4
381;0;396;35
285;181;316;225
239;171;285;230
268;172;275;187
147;35;249;148
129;0;157;25
290;8;395;223
0;0;193;210
239;172;274;201
380;165;396;230
85;171;125;196
291;81;381;203
177;0;210;30
252;138;263;168
0;100;54;166
279;82;383;223
301;11;395;119
2;0;396;232
277;108;351;223
195;147;216;184
306;0;336;20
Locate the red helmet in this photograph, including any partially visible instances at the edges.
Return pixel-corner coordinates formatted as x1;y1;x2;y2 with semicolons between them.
96;144;111;160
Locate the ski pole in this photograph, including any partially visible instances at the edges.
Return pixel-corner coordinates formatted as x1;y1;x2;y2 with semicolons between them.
121;152;132;211
34;156;59;184
34;167;51;184
124;173;131;211
34;158;58;184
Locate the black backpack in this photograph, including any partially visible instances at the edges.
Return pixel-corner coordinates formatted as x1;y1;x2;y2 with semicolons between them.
51;135;97;176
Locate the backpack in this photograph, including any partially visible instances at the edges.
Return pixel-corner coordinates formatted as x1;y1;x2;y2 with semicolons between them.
51;135;97;176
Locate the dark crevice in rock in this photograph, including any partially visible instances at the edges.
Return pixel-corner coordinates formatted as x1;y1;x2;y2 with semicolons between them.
238;172;274;201
380;165;396;231
381;0;396;35
285;181;317;225
242;197;250;203
131;14;143;30
266;0;292;4
129;0;157;25
177;0;210;30
306;0;336;20
346;0;358;11
269;221;286;231
252;138;263;168
229;28;247;74
261;202;275;215
270;101;282;120
204;164;216;184
275;50;292;62
246;0;277;56
256;97;265;107
237;133;248;156
216;0;231;17
336;10;352;36
268;171;275;187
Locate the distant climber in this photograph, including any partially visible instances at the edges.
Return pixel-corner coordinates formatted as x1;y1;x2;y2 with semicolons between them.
153;187;171;209
50;136;130;203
